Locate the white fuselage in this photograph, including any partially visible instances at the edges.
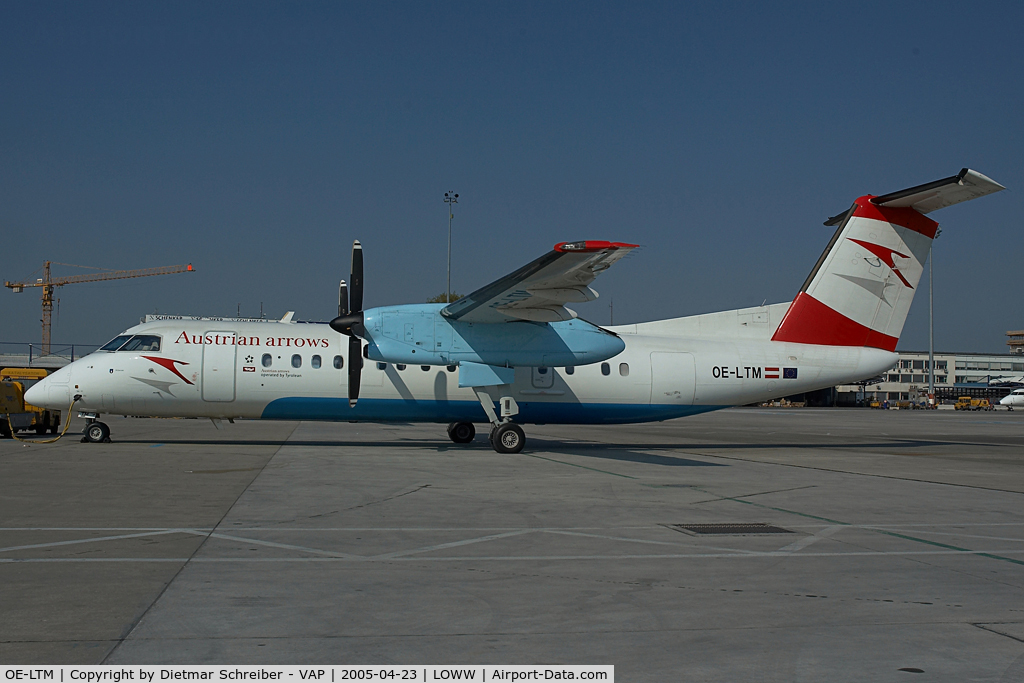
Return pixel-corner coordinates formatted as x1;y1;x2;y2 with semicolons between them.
28;309;896;425
1001;389;1024;409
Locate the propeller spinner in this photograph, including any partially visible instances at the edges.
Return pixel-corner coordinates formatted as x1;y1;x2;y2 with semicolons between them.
330;240;365;407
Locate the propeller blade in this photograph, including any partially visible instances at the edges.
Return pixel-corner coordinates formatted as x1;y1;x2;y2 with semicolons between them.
338;280;348;317
350;240;363;313
348;335;362;407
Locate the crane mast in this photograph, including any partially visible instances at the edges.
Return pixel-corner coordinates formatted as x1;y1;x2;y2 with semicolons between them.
5;261;194;356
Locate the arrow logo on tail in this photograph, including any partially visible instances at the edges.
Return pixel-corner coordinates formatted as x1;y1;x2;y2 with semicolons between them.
848;239;914;288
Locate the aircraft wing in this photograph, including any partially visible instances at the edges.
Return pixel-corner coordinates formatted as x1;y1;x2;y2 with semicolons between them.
441;240;638;323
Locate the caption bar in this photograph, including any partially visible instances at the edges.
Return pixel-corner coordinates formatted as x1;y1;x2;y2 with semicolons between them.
1;667;612;683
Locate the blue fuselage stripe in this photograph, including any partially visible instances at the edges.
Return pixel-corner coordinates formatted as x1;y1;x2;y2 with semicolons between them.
260;397;725;424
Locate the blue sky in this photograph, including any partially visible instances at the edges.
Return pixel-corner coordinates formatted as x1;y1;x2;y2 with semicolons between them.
2;2;1020;353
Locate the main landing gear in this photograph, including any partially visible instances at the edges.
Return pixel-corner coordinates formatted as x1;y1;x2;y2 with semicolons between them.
447;421;476;443
443;388;527;454
445;420;526;454
489;422;525;454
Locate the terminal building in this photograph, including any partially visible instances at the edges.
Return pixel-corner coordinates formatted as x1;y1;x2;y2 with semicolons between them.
835;349;1024;406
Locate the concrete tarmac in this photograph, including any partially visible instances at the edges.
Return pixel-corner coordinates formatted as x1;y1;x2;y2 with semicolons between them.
2;409;1023;681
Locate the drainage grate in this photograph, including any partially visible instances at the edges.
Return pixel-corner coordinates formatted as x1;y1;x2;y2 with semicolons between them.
667;523;793;536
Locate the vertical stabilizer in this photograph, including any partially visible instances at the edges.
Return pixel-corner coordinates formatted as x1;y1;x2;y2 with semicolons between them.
772;169;1003;351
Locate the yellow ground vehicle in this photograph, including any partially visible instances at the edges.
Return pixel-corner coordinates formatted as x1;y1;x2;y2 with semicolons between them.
0;368;61;437
954;396;994;411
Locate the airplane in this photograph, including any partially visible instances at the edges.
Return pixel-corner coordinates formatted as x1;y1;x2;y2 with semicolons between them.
25;168;1004;453
1001;388;1024;410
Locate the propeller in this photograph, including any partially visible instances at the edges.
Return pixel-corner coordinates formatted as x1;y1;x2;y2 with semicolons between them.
330;240;365;407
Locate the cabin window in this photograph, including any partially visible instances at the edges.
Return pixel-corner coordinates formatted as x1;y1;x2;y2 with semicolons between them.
311;355;321;369
262;354;272;368
447;365;457;372
377;362;387;370
601;362;610;376
101;335;132;351
565;366;574;375
291;354;302;368
421;365;430;371
619;362;629;377
333;355;343;369
363;345;369;359
396;364;406;371
538;367;548;375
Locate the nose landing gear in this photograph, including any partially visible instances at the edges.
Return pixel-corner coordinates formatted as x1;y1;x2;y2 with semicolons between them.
82;420;111;443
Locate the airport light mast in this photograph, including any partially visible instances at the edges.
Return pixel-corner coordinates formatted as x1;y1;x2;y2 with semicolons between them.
5;261;194;356
928;229;940;405
444;191;458;303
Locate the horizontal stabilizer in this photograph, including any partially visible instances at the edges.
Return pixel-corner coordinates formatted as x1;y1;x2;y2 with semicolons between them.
825;168;1004;225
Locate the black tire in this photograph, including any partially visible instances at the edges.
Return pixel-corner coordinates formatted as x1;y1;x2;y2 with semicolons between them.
447;421;476;444
85;421;110;443
491;423;525;454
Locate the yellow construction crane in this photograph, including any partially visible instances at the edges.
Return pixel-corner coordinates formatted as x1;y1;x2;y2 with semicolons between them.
5;261;195;356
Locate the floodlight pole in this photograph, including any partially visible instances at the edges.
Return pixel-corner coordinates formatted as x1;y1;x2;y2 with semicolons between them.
444;191;458;303
928;237;935;405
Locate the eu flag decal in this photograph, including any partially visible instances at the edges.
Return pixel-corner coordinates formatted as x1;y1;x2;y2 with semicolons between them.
783;367;798;379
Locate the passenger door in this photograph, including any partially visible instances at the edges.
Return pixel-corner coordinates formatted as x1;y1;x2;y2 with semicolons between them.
202;332;236;402
650;352;696;405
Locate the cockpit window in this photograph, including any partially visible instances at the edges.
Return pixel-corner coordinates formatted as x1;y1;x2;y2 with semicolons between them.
100;335;162;352
100;335;133;351
120;335;161;352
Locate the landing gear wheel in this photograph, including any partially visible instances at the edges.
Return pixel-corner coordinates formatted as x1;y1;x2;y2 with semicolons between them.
490;423;525;454
85;421;110;443
447;421;476;444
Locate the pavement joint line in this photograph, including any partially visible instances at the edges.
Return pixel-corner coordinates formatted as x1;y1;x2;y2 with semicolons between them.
777;525;845;553
703;487;1024;567
543;528;762;554
971;623;1024;645
200;531;363;559
875;530;1024;543
523;453;638;478
6;548;1024;562
3;523;1021;532
0;529;198;554
0;527;217;531
370;529;537;559
679;449;1024;496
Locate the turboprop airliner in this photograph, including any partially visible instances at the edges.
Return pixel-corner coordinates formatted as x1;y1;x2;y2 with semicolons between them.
25;169;1004;453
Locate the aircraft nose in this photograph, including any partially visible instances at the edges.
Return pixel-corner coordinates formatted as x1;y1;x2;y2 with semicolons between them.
24;377;49;407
